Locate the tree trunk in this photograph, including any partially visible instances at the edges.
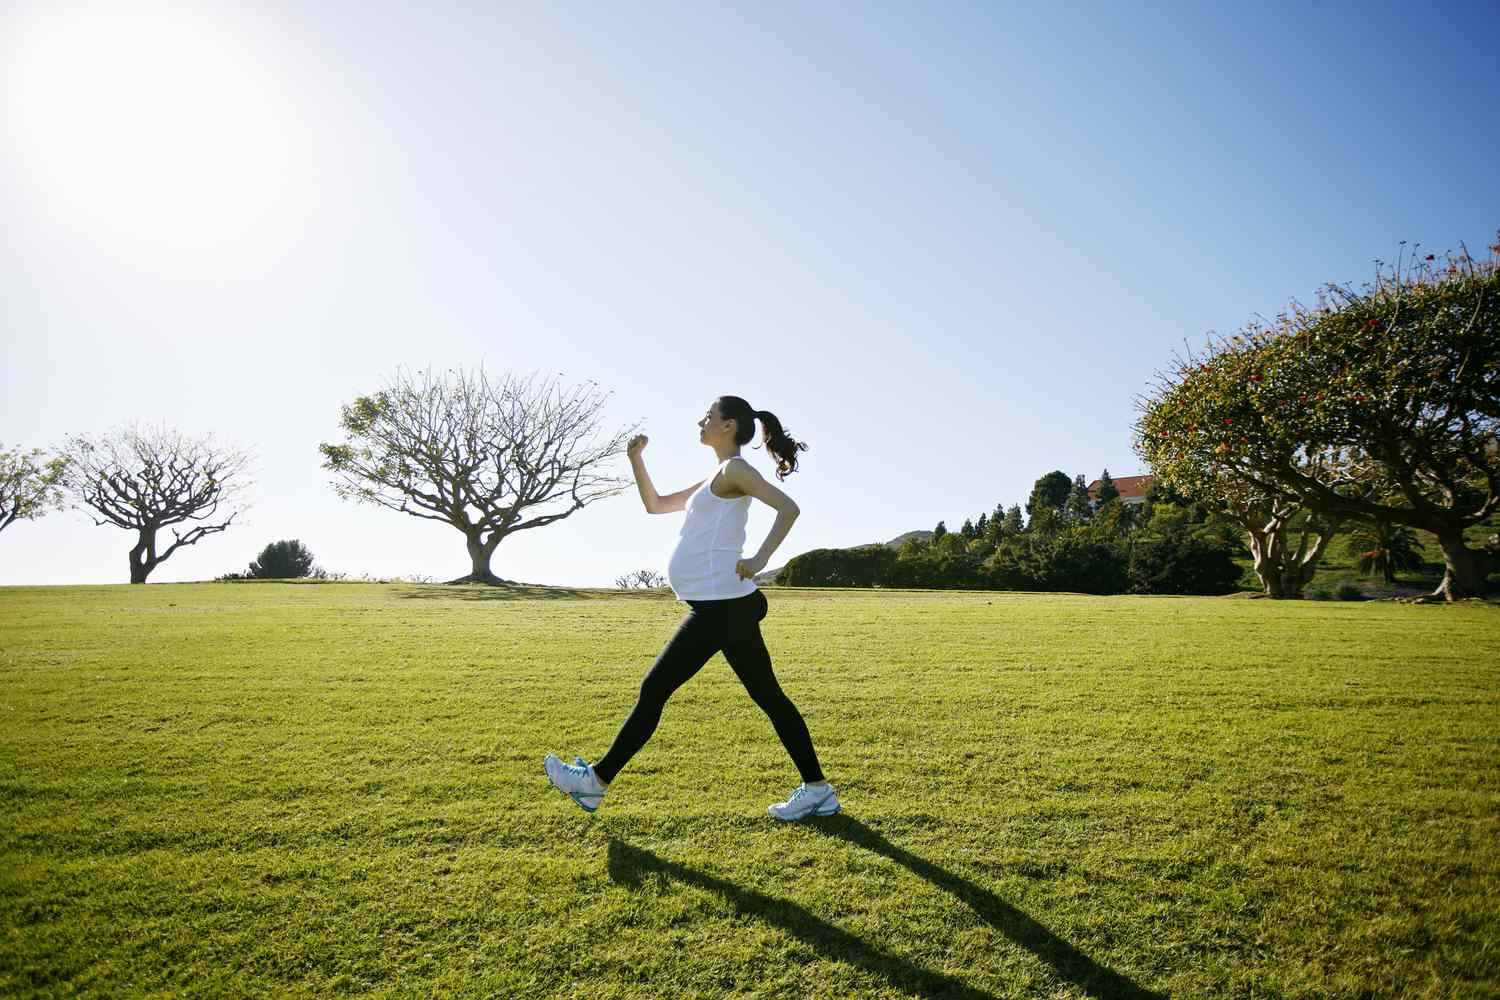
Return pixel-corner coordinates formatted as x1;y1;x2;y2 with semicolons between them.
1430;528;1494;601
128;528;158;584
1284;521;1339;598
1247;528;1287;598
447;532;515;585
1246;515;1338;599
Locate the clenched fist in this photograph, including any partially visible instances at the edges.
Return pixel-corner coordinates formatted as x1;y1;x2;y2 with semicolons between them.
627;434;648;458
736;555;766;580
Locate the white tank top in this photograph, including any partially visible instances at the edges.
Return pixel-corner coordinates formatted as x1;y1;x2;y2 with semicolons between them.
666;456;759;600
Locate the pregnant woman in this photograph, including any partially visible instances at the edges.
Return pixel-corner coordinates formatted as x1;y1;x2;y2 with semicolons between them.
544;396;839;821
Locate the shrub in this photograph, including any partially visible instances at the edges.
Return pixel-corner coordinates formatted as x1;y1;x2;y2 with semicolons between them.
780;546;895;587
892;550;988;590
983;534;1127;594
1336;582;1364;601
249;540;316;579
1127;534;1243;596
1040;536;1128;594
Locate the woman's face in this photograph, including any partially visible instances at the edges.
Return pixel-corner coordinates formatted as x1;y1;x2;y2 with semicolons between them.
697;402;735;447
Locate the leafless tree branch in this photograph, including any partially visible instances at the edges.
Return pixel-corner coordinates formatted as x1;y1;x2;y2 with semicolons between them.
319;364;639;583
58;423;254;583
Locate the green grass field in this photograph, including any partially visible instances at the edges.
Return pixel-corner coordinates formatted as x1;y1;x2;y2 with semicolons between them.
2;583;1498;998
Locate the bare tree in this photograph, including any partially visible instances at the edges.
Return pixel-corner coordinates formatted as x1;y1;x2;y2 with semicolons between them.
615;568;667;589
1;444;69;535
59;424;254;583
319;365;636;585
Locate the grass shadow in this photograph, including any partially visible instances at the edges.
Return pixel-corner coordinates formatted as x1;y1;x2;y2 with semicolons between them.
799;815;1165;999
607;837;1000;998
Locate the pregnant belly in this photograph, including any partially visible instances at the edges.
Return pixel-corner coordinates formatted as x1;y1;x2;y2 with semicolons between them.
668;546;742;586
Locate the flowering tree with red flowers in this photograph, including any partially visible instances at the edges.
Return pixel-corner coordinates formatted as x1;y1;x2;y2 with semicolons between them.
1134;353;1343;598
1137;233;1500;601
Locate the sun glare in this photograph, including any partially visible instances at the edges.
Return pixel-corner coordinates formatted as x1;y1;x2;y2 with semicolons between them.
5;8;301;257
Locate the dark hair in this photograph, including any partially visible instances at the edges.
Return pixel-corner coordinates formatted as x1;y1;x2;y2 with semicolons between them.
716;395;808;481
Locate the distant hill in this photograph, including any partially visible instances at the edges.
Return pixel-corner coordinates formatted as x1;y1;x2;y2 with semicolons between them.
756;530;933;584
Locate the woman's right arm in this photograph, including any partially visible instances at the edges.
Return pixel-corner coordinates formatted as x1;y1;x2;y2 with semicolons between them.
628;434;702;514
652;480;706;514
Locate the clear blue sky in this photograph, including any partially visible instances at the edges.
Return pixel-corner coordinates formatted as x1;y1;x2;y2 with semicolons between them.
3;1;1497;586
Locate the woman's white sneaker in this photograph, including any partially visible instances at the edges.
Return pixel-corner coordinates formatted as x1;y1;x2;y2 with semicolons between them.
768;782;840;821
543;753;607;813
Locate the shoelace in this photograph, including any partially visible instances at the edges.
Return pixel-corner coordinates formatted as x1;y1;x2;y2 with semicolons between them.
563;761;603;791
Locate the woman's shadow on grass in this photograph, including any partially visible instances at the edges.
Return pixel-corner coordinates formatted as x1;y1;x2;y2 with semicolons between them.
807;814;1164;998
606;816;1164;999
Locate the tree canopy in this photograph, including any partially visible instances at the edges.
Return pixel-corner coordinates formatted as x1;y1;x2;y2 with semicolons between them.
60;424;253;583
250;539;317;579
1027;471;1072;521
1137;235;1500;600
0;445;68;535
320;365;634;584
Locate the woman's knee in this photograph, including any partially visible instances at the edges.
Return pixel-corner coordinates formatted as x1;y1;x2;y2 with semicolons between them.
745;680;794;714
638;675;675;706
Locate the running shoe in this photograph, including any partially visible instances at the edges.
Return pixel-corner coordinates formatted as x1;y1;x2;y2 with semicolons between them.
543;753;607;813
768;782;841;821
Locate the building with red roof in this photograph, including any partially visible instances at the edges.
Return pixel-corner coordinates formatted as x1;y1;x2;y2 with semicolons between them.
1087;474;1153;507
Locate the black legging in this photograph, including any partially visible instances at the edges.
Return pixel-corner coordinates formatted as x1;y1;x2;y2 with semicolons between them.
592;588;825;785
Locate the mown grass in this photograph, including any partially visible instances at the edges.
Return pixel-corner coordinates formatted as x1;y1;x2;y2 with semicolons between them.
2;582;1498;998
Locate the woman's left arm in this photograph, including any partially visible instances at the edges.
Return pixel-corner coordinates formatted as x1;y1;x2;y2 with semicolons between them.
725;459;800;579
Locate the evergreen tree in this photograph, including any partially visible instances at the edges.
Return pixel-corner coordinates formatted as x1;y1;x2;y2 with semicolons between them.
960;517;976;540
1026;471;1072;521
1065;475;1093;524
1096;469;1120;505
932;519;947;540
898;535;929;560
1089;497;1129;539
1029;505;1063;535
249;539;316;579
934;531;964;555
974;512;989;537
1003;504;1025;535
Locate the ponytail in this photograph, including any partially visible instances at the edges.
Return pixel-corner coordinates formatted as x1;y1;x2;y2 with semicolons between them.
715;396;809;480
753;409;808;481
